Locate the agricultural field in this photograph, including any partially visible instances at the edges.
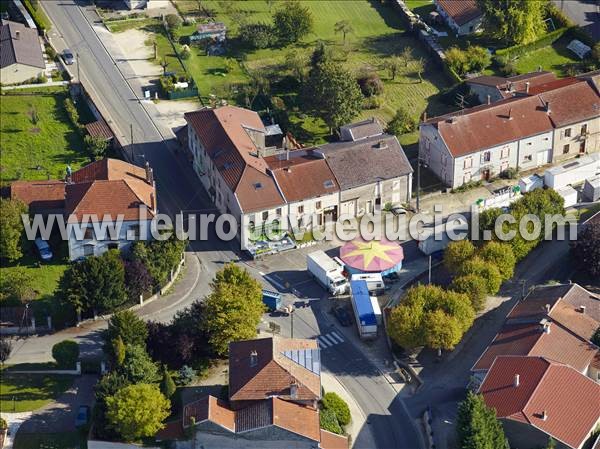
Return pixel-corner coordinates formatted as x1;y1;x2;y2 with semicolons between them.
149;0;454;145
0;86;91;185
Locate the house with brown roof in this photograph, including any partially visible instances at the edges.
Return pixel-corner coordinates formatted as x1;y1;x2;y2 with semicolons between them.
315;133;413;217
0;20;45;84
466;71;558;104
479;356;600;449
472;283;600;384
434;0;483;35
11;159;157;260
420;76;600;188
159;336;348;449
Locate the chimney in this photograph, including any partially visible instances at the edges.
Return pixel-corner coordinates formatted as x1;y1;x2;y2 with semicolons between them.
15;30;20;40
290;379;298;399
508;108;513;120
579;305;586;314
525;82;530;94
487;94;491;105
249;350;258;367
543;322;551;334
423;111;428;121
541;410;548;421
545;304;551;313
545;101;551;114
507;81;513;92
514;374;520;387
145;161;154;185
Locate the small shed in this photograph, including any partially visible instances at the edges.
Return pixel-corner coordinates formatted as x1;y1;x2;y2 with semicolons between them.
567;39;591;60
519;174;544;193
556;185;578;208
583;176;600;202
85;119;115;148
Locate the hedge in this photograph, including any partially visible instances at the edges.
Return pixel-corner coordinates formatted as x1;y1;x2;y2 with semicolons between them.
495;27;571;59
22;0;50;33
322;392;351;426
52;340;80;369
319;408;343;435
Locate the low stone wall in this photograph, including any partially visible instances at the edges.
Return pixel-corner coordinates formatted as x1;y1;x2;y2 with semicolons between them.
88;441;159;449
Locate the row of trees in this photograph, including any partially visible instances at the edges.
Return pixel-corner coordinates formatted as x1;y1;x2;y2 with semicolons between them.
56;235;185;322
0;198;27;262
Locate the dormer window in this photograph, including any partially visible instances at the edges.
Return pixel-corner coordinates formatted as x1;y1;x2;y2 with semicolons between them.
254;182;263;190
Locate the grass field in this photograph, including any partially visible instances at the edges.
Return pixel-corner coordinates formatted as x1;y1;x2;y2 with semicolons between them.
0;371;73;412
0;86;90;185
163;0;454;144
512;35;581;77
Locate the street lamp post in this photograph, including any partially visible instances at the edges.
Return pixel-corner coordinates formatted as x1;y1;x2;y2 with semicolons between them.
76;52;80;83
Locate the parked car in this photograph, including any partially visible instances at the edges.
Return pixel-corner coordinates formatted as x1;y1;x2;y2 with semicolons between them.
34;238;53;261
390;206;407;216
333;306;352;327
62;49;74;65
75;405;90;427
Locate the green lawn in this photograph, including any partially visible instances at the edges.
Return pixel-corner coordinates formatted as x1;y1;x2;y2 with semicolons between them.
0;371;73;412
512;35;581;77
13;432;87;449
0;86;90;185
163;0;454;144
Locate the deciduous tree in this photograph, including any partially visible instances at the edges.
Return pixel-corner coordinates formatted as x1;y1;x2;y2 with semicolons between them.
450;274;488;312
386;107;416;136
334;20;353;44
105;310;148;351
479;242;516;281
424;309;463;351
0;198;27;262
571;223;600;278
459;257;502;296
84;135;109;161
273;1;313;45
201;263;264;355
0;267;37;304
124;260;153;303
477;0;547;45
0;339;13;365
106;384;170;442
120;344;160;384
457;391;508;449
444;240;476;274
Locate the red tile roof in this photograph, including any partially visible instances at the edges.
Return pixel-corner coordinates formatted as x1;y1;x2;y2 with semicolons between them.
85;120;115;141
266;152;340;202
229;337;320;402
10;180;66;212
479;356;600;449
63;159;156;222
467;72;557;96
539;80;600;127
320;429;350;449
183;395;235;430
436;0;482;25
185;106;285;212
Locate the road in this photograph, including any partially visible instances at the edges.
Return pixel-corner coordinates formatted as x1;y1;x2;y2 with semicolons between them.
35;2;425;448
553;0;600;42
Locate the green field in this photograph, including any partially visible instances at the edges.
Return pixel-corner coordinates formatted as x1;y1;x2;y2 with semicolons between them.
0;371;73;412
0;86;90;185
512;36;581;77
152;0;454;144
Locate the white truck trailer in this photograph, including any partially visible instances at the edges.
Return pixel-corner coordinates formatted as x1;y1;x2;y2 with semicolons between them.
307;250;349;296
417;219;469;255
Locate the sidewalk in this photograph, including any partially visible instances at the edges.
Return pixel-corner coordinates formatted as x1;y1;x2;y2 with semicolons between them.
321;371;376;449
0;412;32;449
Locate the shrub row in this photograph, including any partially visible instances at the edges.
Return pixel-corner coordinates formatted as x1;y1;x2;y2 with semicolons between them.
495;26;571;59
23;0;50;32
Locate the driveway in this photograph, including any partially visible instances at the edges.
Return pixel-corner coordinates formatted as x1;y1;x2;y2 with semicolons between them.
18;374;97;434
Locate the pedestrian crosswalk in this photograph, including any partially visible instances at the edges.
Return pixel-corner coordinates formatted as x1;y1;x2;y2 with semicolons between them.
317;331;345;349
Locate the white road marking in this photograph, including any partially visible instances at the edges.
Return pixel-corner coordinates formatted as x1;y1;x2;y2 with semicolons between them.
330;331;345;344
317;337;330;348
320;334;337;346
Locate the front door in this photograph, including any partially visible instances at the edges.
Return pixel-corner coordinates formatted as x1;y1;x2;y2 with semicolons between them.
481;169;491;181
580;141;586;154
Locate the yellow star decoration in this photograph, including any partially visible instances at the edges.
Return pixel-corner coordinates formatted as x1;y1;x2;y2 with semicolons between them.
344;240;396;269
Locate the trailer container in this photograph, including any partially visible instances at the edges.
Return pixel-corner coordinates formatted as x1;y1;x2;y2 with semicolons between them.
350;280;378;340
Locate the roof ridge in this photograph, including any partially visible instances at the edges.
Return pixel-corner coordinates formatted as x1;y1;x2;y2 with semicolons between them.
521;356;552;417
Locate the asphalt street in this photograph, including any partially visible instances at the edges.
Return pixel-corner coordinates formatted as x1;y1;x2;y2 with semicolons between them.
37;3;425;447
553;0;600;42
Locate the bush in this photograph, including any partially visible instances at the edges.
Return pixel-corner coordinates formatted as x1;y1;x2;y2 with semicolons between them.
273;1;313;45
239;22;276;49
0;417;7;430
319;407;343;435
64;98;83;134
177;365;196;385
386;107;416;135
501;167;518;179
45;44;57;60
180;45;191;60
446;46;491;76
322;392;351;426
52;340;80;368
357;73;384;97
165;14;182;32
36;74;48;84
362;96;381;110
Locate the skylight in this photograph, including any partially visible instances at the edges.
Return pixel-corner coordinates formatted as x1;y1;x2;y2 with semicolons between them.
282;349;320;375
254;182;263;190
324;180;335;188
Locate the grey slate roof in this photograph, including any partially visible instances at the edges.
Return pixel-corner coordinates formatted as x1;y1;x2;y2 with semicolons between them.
0;20;44;70
317;134;413;190
340;117;384;141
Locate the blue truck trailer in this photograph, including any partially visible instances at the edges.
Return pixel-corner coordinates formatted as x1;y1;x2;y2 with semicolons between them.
262;289;282;312
350;280;378;340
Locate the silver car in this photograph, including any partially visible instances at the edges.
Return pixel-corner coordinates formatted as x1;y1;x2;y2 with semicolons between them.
34;238;53;261
62;49;74;65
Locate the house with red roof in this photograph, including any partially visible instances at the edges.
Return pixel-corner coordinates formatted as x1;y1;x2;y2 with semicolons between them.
420;74;600;188
11;158;157;260
157;336;348;449
479;356;600;449
434;0;483;35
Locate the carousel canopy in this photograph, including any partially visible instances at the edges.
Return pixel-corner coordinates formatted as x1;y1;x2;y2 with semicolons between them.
340;239;404;273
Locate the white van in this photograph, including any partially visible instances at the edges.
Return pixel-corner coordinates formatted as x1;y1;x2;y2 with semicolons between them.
350;273;384;296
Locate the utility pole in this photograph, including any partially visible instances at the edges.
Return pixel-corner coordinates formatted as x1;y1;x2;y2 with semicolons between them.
130;123;134;162
416;157;421;212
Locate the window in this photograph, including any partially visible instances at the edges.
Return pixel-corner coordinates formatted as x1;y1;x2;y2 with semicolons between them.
275;207;282;216
83;244;94;256
563;144;570;154
564;128;572;138
463;157;472;169
463;172;472;184
500;147;510;159
84;227;94;240
298;205;304;214
483;151;491;163
523;155;533;162
317;214;323;226
581;124;588;135
315;201;322;210
262;211;269;221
